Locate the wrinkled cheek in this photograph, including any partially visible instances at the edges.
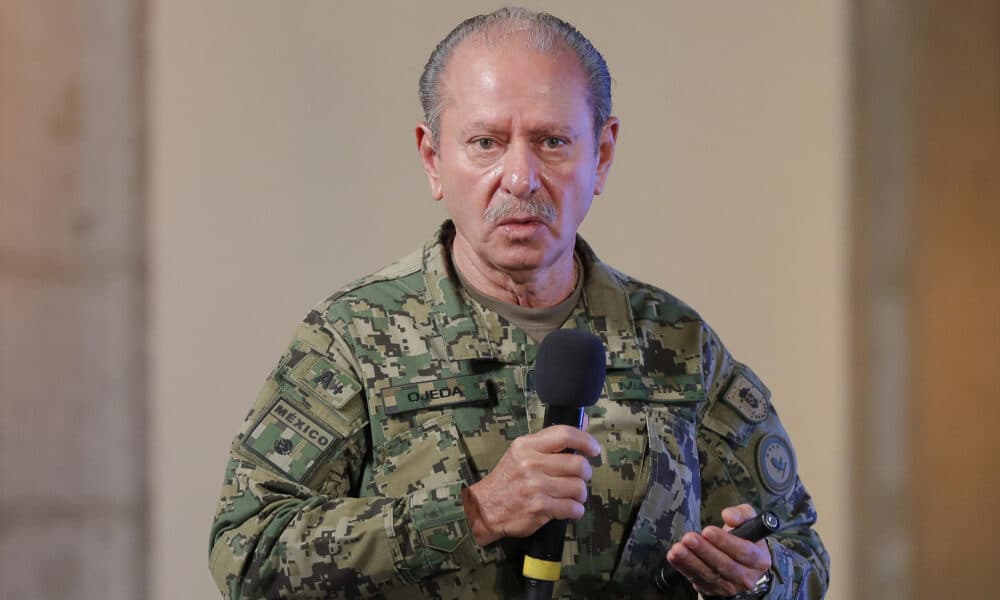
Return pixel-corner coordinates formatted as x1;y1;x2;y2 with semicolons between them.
557;189;592;229
573;189;595;218
485;162;504;181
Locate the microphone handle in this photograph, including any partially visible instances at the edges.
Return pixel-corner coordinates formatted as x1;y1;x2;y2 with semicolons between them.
542;405;586;429
522;405;586;599
526;511;571;560
524;579;555;600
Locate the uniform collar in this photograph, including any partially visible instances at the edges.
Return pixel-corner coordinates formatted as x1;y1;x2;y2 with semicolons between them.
421;221;643;369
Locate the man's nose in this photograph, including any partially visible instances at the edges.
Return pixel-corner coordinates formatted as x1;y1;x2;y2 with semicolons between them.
500;142;541;199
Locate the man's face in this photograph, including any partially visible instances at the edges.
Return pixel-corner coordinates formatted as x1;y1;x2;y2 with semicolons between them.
417;36;617;276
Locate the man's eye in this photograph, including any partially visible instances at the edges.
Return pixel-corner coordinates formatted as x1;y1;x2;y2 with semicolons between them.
474;138;496;150
543;137;567;149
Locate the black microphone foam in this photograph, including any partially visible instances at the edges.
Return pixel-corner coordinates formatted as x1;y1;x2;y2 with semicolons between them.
534;328;606;408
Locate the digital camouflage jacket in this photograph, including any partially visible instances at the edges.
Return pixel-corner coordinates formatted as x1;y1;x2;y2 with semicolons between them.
209;222;830;599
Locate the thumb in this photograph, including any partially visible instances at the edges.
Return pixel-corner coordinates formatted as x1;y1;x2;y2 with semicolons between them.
721;504;757;532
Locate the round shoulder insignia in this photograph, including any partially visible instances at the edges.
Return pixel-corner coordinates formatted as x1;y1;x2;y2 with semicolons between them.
756;434;796;494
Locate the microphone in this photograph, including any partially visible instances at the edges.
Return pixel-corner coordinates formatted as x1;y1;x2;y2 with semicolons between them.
523;329;606;600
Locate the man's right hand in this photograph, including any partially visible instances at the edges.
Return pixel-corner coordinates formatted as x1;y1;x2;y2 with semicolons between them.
460;424;601;547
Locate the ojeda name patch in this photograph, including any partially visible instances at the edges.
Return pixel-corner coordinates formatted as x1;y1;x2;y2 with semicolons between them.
382;375;491;415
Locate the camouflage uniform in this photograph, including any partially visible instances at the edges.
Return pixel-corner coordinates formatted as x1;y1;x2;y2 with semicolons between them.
209;222;830;599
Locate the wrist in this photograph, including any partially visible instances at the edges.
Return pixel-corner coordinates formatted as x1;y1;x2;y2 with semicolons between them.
460;484;499;547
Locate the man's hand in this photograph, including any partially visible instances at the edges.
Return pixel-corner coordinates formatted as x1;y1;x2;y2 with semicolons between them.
460;423;601;547
665;504;772;597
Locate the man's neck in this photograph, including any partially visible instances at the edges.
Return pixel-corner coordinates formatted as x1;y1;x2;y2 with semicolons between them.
451;234;577;308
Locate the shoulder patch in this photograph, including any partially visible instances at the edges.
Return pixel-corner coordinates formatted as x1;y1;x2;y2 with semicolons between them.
243;397;339;482
756;433;797;494
284;350;362;410
721;366;770;423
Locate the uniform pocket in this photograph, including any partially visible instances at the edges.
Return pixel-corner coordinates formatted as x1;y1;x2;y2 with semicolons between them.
370;412;476;497
372;412;503;576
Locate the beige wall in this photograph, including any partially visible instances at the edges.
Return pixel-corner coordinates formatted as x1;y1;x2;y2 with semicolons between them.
150;2;848;598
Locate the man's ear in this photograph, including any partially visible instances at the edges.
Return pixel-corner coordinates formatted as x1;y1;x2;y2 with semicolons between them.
593;117;619;196
416;122;443;200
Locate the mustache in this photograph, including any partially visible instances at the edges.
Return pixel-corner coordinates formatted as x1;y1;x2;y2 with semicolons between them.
482;196;557;225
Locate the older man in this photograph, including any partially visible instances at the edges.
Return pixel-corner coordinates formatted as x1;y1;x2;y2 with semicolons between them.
209;8;829;599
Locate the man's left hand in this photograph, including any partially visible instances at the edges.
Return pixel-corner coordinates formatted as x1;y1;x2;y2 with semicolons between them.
665;504;772;597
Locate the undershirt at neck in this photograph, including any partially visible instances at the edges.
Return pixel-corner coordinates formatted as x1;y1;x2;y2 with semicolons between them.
454;255;585;344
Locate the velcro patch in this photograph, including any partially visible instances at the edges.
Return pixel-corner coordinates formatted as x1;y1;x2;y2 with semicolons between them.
721;367;770;423
605;372;705;403
756;433;797;494
381;376;491;415
285;351;361;410
243;398;338;482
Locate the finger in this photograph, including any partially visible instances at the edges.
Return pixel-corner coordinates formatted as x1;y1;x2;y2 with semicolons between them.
689;528;768;591
530;425;602;456
540;496;586;521
702;525;771;573
536;453;593;481
540;474;589;503
721;503;757;531
666;538;713;580
666;537;736;596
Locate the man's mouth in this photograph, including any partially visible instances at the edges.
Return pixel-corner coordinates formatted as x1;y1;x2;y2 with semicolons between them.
496;215;545;227
493;217;549;239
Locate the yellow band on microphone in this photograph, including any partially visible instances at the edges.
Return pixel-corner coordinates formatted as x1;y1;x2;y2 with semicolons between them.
522;555;562;581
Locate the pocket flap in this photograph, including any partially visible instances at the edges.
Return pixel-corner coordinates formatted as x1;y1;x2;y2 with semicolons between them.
371;413;475;496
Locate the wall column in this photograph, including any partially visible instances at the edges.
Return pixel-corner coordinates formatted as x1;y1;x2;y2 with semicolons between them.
0;2;146;598
852;1;1000;598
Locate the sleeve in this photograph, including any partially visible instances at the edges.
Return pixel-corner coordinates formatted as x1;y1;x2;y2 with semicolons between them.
696;325;831;600
207;309;485;599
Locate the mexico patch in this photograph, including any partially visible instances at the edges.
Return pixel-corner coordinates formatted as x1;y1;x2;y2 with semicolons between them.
722;368;770;423
243;398;338;482
756;433;796;494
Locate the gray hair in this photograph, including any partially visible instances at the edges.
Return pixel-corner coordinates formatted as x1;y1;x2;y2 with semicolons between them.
419;7;612;148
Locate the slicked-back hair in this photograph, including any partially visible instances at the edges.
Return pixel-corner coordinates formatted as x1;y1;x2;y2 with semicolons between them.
418;7;612;148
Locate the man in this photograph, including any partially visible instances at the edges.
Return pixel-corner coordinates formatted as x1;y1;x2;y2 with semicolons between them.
209;8;829;599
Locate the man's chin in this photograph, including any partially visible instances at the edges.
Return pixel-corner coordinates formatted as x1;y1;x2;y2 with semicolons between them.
483;245;557;276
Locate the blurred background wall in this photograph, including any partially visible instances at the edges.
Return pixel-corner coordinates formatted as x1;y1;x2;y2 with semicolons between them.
1;1;996;599
1;1;146;598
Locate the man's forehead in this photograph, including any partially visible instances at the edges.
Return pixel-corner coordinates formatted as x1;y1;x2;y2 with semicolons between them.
445;29;578;73
439;35;586;103
458;118;582;138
